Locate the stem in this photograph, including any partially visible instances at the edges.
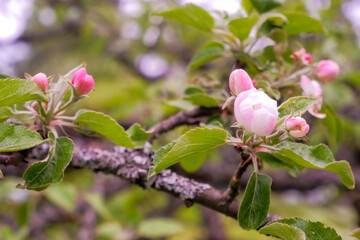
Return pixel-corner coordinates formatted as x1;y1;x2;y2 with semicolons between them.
273;67;312;87
221;154;252;204
251;153;258;172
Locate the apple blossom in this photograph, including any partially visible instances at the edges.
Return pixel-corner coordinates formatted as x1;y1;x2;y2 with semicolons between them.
71;68;95;95
234;89;278;136
32;72;48;91
316;60;339;82
300;75;325;119
291;48;312;65
229;69;255;96
285;117;310;138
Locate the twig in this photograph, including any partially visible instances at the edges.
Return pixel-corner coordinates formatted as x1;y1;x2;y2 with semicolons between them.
148;107;222;142
0;152;25;166
221;149;252;204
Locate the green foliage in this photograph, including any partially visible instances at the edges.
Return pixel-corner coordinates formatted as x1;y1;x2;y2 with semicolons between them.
138;218;184;238
180;151;208;173
183;86;220;107
0;123;45;152
283;13;325;35
320;104;342;153
148;128;227;177
249;0;282;13
44;183;77;212
126;123;151;148
74;109;134;148
229;16;259;41
278;96;318;118
188;42;225;71
238;172;272;230
256;151;302;176
259;222;306;240
263;217;342;240
153;4;214;32
0;78;47;107
22;137;74;190
351;228;360;239
274;141;354;189
0;108;13;123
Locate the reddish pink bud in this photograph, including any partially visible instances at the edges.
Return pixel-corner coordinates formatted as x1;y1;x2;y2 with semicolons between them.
254;147;270;153
229;69;255;96
71;68;95;95
32;72;48;91
316;60;339;82
291;48;312;65
285;117;310;138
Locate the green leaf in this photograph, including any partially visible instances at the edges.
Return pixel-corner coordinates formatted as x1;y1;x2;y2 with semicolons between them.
16;202;30;228
250;0;282;13
256;80;280;100
153;4;214;32
184;93;219;107
0;108;13;123
278;96;318;118
44;183;77;212
126;123;151;148
0;78;47;107
351;228;360;239
180;151;208;173
188;42;225;71
74;109;134;148
149;128;227;177
0;123;45;152
275;141;355;189
283;13;325;35
232;51;263;75
259;222;306;240
85;193;114;221
148;142;176;178
256;151;302;177
229;16;259;41
320;104;341;153
275;217;342;240
238;172;272;230
138;218;184;238
23;137;74;190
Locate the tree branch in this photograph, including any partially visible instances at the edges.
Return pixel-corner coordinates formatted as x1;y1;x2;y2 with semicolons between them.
148;107;222;143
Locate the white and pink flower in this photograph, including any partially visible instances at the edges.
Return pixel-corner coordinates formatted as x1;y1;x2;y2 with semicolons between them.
300;75;325;119
234;89;278;136
291;48;313;65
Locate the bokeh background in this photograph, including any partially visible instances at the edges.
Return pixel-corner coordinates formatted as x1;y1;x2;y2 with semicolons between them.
1;0;360;239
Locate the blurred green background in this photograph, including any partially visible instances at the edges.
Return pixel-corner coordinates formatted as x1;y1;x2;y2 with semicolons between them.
1;0;360;239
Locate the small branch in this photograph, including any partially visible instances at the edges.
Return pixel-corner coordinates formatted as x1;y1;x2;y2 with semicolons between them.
221;149;251;204
0;152;25;166
148;107;222;142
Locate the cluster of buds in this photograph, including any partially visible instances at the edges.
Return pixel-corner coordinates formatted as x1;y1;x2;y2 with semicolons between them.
291;48;340;118
229;69;312;140
30;67;95;96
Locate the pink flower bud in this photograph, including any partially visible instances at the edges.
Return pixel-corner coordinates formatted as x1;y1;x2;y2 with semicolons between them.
234;89;278;136
285;117;310;138
32;72;48;91
254;147;270;153
316;60;339;82
300;75;325;119
229;69;255;96
71;68;95;95
291;48;312;65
